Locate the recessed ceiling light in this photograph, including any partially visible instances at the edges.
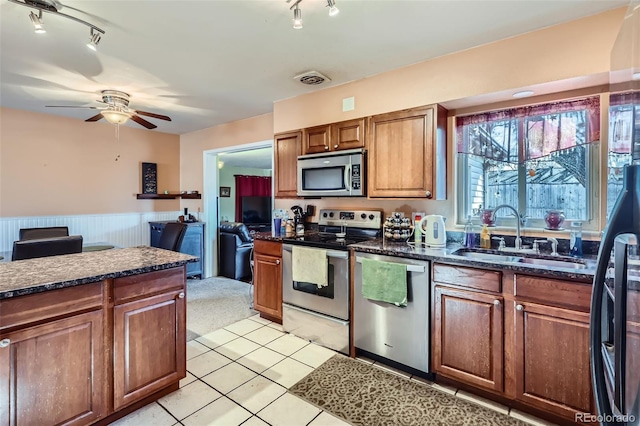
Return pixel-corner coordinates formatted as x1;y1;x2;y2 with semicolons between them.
513;90;534;98
633;72;640;81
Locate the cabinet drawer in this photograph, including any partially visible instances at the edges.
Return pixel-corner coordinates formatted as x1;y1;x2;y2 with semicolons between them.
254;240;282;257
433;263;501;293
114;267;185;304
514;274;591;312
0;283;104;331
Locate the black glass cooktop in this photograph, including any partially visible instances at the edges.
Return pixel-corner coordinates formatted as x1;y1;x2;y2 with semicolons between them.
282;231;378;250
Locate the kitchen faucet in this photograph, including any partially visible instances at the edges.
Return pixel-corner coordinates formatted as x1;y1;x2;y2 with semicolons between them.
490;204;525;251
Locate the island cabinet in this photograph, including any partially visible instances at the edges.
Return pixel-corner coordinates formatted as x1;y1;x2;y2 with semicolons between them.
274;131;302;198
431;262;595;424
433;264;504;393
368;104;447;199
302;118;367;154
0;264;187;426
253;240;283;322
0;284;107;426
113;267;186;411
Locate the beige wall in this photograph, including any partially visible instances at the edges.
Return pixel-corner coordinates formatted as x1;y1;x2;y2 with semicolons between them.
179;113;273;213
0;107;181;217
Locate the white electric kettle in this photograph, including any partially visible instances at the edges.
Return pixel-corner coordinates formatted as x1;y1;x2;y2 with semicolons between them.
419;215;447;248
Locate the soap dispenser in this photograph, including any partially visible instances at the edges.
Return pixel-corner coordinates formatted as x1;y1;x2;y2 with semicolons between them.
480;224;491;249
464;216;476;248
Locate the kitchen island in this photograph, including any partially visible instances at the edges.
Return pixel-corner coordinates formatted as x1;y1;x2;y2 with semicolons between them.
0;246;197;426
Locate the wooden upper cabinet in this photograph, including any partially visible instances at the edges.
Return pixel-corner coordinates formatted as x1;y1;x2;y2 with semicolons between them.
303;125;332;154
368;105;447;199
274;131;302;198
302;118;366;155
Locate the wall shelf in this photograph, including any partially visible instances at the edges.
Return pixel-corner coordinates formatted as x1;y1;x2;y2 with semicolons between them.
136;193;201;200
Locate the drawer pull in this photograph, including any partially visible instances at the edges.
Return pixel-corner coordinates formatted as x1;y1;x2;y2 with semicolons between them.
425;191;432;198
276;259;281;265
334;144;338;149
493;299;500;306
516;304;524;311
0;339;10;348
178;292;185;299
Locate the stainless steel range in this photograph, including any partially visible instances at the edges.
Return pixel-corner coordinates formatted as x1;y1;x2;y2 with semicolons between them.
281;209;382;354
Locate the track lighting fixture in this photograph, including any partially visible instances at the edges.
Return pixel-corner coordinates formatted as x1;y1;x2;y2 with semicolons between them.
293;4;303;30
326;0;339;17
29;10;45;34
86;29;101;51
10;0;105;46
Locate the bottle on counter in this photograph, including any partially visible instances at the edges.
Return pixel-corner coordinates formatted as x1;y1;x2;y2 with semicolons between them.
414;214;422;244
480;224;491;249
570;221;583;257
464;216;476;248
285;220;294;237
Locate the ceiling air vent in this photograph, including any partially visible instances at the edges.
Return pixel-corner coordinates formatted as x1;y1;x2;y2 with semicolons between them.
294;71;331;85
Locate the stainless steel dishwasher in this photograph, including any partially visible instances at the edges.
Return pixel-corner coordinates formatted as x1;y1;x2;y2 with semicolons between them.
353;251;430;374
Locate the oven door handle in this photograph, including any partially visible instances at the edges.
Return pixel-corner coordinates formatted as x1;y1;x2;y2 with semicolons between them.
355;256;425;273
283;245;348;259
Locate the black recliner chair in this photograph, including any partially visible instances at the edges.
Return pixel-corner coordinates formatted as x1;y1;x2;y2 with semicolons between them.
218;222;253;282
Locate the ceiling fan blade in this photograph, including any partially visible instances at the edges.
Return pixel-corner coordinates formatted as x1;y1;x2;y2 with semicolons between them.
135;110;172;121
85;113;104;122
130;114;157;129
46;105;99;109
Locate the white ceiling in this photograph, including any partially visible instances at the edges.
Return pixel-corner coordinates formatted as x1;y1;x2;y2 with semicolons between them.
0;0;629;135
219;147;273;170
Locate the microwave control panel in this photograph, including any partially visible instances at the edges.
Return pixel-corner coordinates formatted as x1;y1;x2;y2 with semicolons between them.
352;164;361;190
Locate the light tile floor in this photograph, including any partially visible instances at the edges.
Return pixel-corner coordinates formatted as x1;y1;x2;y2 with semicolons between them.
110;314;556;426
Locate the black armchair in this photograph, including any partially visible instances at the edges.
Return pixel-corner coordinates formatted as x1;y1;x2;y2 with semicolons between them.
158;222;188;251
218;222;253;282
19;226;69;240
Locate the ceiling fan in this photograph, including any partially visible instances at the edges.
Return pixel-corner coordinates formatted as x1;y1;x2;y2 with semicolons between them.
46;90;172;129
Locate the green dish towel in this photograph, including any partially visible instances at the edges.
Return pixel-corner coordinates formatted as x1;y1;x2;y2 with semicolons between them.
361;257;408;307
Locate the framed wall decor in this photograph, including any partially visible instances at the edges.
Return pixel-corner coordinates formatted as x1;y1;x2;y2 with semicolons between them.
220;186;231;197
141;162;158;194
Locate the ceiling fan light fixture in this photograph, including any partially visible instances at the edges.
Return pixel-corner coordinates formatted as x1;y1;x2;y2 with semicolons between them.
29;11;46;34
293;5;303;29
87;29;101;51
327;0;339;16
101;110;131;125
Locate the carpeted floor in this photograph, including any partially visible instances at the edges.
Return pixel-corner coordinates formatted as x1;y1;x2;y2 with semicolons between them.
186;276;257;341
290;355;528;426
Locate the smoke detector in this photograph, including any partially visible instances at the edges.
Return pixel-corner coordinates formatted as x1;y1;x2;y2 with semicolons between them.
294;71;331;85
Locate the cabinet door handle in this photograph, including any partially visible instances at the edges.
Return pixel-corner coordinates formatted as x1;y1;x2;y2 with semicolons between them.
324;145;329;150
275;259;281;265
425;191;432;199
334;144;338;149
178;292;185;299
0;338;10;348
493;299;500;306
516;304;524;311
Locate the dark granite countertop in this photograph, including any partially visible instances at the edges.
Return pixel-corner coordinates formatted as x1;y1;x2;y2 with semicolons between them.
252;231;284;242
350;240;596;282
0;246;198;300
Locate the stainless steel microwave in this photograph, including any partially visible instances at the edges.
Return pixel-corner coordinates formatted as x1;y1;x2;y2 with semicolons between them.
297;148;366;197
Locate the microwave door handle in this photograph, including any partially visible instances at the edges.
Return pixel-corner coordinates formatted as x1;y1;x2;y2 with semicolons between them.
344;165;351;192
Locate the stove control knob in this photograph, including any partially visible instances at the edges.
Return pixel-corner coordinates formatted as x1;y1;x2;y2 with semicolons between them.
361;213;367;219
322;212;328;218
369;214;375;220
329;212;334;218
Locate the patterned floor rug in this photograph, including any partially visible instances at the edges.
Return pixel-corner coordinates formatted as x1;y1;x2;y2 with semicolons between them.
289;355;527;426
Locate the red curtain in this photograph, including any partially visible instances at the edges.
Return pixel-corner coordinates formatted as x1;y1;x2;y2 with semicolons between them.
234;175;272;222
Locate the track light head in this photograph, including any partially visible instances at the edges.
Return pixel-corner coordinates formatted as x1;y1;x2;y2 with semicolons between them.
293;5;303;29
86;29;101;51
327;0;339;16
29;10;45;34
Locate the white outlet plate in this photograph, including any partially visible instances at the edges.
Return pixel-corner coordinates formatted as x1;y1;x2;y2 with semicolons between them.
342;97;355;112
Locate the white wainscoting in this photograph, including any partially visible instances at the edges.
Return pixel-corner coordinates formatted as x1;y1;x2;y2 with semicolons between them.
0;211;181;252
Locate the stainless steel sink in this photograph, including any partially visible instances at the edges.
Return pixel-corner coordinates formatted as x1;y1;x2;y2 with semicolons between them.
517;257;588;269
451;250;523;263
452;248;588;270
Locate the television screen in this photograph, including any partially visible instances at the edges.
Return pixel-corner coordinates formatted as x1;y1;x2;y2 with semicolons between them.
241;196;272;225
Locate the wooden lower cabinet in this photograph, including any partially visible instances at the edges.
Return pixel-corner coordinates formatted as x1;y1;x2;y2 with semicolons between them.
433;285;504;392
514;301;593;419
0;310;105;426
113;288;186;411
253;240;283;321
